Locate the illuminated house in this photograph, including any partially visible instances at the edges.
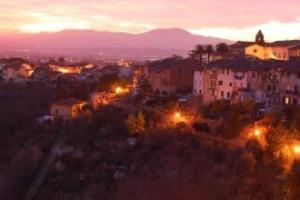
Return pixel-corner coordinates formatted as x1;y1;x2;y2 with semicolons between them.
51;99;87;120
244;30;300;61
196;57;283;104
48;63;94;74
230;31;300;61
279;60;300;106
0;58;34;82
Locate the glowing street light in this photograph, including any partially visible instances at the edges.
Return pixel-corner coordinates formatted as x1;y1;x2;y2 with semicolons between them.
115;86;129;95
173;111;187;124
115;87;123;94
175;112;181;119
293;145;300;154
254;129;261;137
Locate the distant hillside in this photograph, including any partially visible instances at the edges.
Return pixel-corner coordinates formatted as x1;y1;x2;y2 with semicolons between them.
0;28;231;59
0;28;231;49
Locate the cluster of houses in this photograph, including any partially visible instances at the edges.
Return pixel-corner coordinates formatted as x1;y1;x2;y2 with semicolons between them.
0;57;133;83
3;30;300;122
0;58;34;82
134;31;300;109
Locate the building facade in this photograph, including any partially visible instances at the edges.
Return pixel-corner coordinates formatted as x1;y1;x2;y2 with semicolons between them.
146;57;198;95
51;99;87;120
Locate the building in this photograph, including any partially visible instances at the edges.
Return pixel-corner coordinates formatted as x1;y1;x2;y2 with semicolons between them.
289;45;300;59
51;99;87;120
146;57;199;95
193;70;204;96
231;30;300;61
279;60;300;106
196;57;283;105
0;58;34;82
48;62;94;74
230;41;255;55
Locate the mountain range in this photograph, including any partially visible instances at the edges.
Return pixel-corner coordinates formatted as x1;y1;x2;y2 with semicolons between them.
0;28;231;59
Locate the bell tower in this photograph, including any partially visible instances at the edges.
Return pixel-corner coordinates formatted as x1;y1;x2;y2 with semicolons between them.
255;30;265;45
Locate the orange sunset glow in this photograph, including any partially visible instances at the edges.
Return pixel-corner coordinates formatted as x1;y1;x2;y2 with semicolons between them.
0;1;300;41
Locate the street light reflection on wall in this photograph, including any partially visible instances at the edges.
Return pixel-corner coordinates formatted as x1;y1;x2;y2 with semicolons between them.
115;86;129;95
173;111;186;123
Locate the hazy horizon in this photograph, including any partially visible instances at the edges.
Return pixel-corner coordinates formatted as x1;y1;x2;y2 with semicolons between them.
0;0;300;42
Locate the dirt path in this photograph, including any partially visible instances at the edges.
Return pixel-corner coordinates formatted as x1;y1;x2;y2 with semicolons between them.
22;137;64;200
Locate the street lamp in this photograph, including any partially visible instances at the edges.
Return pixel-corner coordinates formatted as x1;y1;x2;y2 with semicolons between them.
175;112;181;119
254;129;261;137
293;145;300;154
115;87;123;94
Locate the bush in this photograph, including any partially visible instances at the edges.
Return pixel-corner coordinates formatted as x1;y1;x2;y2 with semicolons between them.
192;122;211;133
126;112;145;135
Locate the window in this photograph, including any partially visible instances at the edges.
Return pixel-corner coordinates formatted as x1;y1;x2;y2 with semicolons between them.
220;91;224;97
252;72;256;78
285;97;290;105
229;82;232;87
267;85;272;91
287;73;290;78
218;81;223;86
294;98;298;105
253;49;257;53
227;92;231;98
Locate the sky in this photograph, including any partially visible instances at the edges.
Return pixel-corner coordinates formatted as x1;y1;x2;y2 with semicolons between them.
0;0;300;41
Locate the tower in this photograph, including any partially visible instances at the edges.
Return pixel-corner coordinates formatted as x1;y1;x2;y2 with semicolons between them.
255;30;265;45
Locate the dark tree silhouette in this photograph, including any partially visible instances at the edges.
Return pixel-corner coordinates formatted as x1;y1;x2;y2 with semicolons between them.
189;44;205;66
205;44;214;63
216;43;230;53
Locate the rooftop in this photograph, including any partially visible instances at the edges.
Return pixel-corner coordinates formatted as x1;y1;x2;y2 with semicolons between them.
147;57;200;70
52;99;87;106
207;57;287;71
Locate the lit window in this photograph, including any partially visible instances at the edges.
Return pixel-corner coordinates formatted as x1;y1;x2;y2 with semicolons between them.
285;97;290;105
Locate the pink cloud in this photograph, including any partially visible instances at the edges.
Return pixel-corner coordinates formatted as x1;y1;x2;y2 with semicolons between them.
0;0;299;40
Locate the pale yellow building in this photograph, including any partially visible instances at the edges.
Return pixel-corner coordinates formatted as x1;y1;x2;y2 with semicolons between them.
246;43;291;61
239;30;300;61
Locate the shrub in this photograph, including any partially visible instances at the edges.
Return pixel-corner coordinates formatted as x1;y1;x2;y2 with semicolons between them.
126;112;145;135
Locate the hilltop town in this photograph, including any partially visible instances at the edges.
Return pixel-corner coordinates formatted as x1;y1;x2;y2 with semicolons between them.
1;31;300;200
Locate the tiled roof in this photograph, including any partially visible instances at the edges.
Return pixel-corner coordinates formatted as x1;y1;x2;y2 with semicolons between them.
147;57;200;70
269;40;300;47
280;59;300;73
207;57;286;71
231;40;300;48
230;41;255;48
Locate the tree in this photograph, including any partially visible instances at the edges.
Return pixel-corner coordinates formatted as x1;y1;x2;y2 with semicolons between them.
216;43;229;53
205;44;214;63
189;44;205;66
126;112;145;135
